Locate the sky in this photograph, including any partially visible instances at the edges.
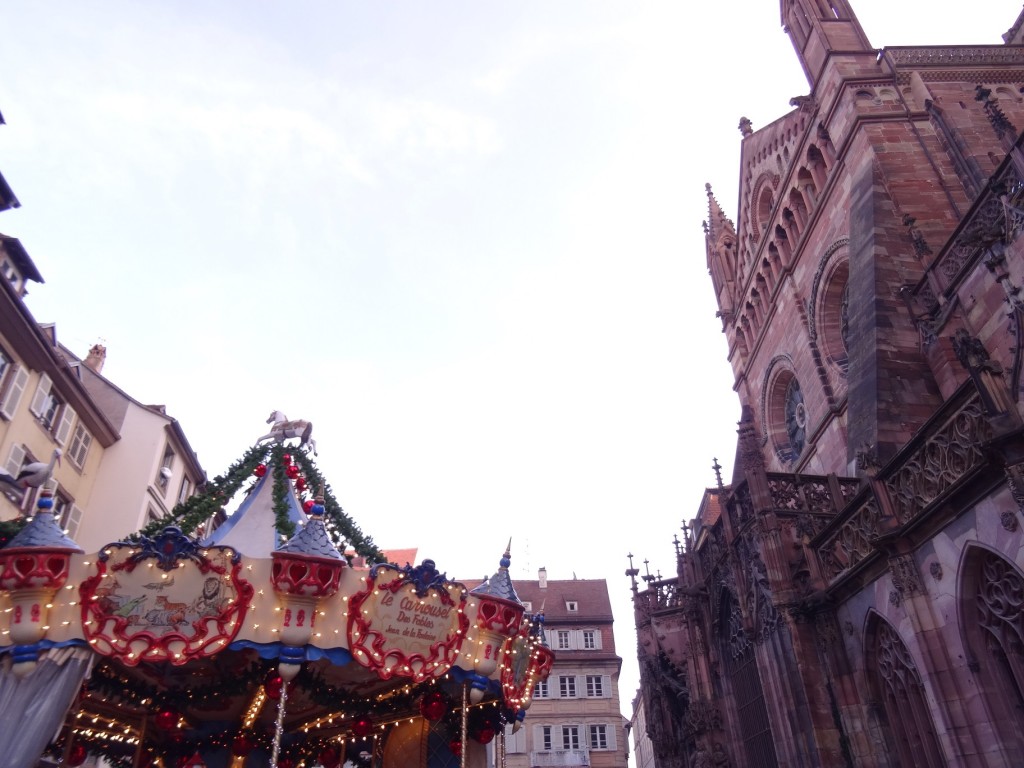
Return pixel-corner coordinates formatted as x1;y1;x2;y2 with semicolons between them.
0;0;1019;722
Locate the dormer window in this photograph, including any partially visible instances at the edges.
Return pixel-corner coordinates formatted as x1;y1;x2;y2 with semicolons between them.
566;600;578;612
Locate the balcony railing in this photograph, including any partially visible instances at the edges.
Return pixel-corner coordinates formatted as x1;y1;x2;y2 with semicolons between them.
530;749;591;766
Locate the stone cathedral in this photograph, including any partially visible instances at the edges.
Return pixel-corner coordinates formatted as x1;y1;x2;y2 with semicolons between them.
632;2;1024;766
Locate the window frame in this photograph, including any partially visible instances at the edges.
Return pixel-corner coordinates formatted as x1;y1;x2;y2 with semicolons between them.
589;724;608;750
66;423;93;469
586;674;604;697
558;675;576;698
156;443;176;491
561;725;580;751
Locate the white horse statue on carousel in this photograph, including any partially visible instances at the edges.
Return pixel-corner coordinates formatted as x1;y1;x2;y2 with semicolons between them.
258;410;317;455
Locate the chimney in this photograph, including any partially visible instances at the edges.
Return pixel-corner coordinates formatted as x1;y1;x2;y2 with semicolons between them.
83;344;106;374
538;567;547;589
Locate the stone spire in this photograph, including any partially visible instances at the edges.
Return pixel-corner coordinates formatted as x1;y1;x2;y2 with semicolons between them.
705;183;739;313
704;183;736;246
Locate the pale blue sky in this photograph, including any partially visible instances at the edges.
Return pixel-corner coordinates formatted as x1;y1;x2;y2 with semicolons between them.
0;0;1017;713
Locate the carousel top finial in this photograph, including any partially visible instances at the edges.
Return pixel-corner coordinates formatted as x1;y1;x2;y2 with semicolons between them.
258;411;318;456
470;540;521;604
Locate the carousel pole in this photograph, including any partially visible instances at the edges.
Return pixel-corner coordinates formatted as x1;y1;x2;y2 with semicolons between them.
270;682;288;767
460;682;468;768
499;718;506;768
132;715;148;768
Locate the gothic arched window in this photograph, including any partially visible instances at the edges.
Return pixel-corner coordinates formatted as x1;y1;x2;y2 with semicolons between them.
961;548;1024;762
866;616;944;766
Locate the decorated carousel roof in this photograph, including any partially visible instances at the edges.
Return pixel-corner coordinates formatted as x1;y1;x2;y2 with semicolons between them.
202;467;308;558
0;414;554;768
469;542;520;605
5;508;83;552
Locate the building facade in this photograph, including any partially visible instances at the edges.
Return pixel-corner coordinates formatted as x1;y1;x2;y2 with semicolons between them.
633;2;1024;767
504;570;627;768
58;343;207;552
626;690;656;768
0;240;120;539
0;111;206;552
413;559;629;768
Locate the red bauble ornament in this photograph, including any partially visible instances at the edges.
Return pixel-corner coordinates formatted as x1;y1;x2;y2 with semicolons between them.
286;464;300;480
254;463;267;478
448;738;462;757
420;691;447;722
352;716;373;738
303;499;316;513
282;453;292;465
264;672;284;700
319;746;341;768
155;708;178;731
474;725;495;744
67;743;87;767
296;476;307;491
231;734;254;757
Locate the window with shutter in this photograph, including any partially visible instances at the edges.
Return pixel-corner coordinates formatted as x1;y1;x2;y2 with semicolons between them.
4;444;26;476
541;725;553;751
39;391;64;432
589;724;608;750
156;443;175;491
54;405;76;446
586;675;604;697
0;366;28;419
67;424;93;468
504;725;525;753
63;504;83;538
29;373;52;417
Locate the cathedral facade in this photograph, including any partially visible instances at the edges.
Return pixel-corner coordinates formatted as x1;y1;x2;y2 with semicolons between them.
633;2;1024;766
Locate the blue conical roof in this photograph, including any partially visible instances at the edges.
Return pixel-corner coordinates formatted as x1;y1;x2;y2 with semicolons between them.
470;541;521;604
277;511;344;561
5;511;83;552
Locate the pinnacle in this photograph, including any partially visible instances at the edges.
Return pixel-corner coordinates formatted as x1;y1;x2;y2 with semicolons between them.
704;183;736;244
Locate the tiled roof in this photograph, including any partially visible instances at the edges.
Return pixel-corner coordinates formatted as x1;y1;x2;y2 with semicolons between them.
470;546;522;605
461;577;614;621
276;515;343;561
6;511;83;552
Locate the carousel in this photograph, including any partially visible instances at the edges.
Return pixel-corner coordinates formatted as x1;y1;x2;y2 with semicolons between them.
0;415;554;768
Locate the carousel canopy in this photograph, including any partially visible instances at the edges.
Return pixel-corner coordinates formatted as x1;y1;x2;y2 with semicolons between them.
0;415;553;768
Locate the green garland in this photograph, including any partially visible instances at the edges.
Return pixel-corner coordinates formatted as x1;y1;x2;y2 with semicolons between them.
290;446;385;562
134;443;271;539
128;442;385;565
269;443;298;540
0;517;27;549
